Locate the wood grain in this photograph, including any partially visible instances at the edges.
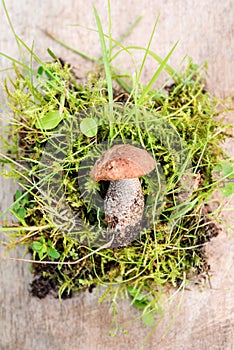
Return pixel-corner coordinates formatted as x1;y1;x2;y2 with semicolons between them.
0;1;233;349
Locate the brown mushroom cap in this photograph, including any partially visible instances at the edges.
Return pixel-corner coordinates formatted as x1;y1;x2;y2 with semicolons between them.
91;144;156;182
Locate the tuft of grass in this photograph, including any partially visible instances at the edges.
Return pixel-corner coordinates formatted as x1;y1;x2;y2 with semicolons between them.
1;1;233;336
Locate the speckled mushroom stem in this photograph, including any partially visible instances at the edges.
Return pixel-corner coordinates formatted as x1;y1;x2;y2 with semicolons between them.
104;178;144;246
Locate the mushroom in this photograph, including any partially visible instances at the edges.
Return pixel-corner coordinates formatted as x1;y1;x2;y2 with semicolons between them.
91;144;156;247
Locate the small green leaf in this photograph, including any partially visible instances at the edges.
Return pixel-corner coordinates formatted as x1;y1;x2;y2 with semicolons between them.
214;163;234;178
221;182;234;197
222;164;234;178
13;202;20;211
31;241;43;252
38;250;44;260
15;189;23;200
127;286;141;298
41;244;48;254
48;247;60;259
21;197;29;207
80;118;98;137
47;48;58;60
35;111;64;130
17;207;26;219
37;66;44;76
133;300;148;310
128;286;149;309
47;239;53;247
142;311;154;327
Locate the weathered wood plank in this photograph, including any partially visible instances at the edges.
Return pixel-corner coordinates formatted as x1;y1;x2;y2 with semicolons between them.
1;1;233;349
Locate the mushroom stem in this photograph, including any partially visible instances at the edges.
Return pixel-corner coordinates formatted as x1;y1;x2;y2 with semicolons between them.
104;178;144;246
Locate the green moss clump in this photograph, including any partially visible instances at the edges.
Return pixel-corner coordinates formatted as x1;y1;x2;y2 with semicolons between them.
1;55;232;330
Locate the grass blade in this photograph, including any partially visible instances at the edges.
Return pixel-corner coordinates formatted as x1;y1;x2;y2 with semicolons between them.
138;41;179;105
93;5;114;137
138;14;160;79
43;29;98;62
110;45;178;78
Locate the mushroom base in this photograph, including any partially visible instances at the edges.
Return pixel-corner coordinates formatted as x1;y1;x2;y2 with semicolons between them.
104;178;144;247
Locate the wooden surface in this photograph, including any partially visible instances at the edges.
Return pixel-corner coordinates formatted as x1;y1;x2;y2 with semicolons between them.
0;1;233;349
